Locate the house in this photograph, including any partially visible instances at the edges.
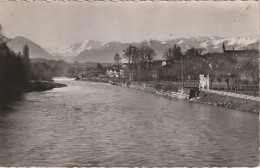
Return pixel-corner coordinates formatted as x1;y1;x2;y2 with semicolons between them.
106;69;114;77
106;69;120;78
121;60;171;70
121;60;173;81
223;42;250;54
222;42;258;62
77;70;98;79
240;73;253;83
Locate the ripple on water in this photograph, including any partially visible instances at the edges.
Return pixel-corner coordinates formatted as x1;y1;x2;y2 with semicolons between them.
0;79;258;167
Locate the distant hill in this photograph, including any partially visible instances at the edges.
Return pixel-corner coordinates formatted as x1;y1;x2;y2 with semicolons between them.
7;36;56;60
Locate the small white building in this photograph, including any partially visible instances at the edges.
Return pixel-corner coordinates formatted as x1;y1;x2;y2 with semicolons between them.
106;69;114;78
199;74;210;91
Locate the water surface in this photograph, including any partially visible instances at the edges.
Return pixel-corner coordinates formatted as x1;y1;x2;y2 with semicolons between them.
0;77;258;166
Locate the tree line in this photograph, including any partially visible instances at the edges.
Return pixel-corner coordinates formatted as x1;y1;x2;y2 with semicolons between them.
112;43;258;86
112;45;156;80
0;40;31;108
0;25;58;109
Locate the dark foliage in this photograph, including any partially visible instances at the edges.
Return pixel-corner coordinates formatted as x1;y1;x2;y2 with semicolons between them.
30;62;54;81
123;45;157;81
0;42;30;109
159;45;258;85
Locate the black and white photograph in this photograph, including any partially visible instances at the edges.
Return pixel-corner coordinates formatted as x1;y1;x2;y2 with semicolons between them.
0;1;259;166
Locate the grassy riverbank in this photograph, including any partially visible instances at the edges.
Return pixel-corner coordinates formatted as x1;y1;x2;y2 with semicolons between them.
26;81;67;92
118;81;259;113
0;81;67;111
195;91;259;113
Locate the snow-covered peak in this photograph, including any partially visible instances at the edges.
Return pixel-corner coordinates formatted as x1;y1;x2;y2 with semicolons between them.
200;41;208;48
227;37;258;46
176;39;184;45
212;38;226;46
160;41;167;44
46;40;103;57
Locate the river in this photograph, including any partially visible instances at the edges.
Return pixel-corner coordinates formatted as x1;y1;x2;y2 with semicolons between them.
0;77;258;166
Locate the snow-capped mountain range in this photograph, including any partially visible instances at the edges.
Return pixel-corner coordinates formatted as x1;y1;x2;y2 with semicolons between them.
6;36;258;63
46;36;258;63
47;40;105;58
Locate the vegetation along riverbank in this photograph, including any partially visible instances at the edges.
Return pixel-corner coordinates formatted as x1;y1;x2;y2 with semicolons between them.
26;81;67;92
128;82;259;113
194;91;259;113
0;29;66;110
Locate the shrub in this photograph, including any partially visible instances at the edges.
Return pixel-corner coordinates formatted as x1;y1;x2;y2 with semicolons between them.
155;83;162;91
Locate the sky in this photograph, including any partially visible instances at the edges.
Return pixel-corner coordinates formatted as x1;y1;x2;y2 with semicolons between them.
0;1;258;48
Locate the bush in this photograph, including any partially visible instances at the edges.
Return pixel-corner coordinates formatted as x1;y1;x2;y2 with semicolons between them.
155;83;162;91
30;63;53;81
162;83;178;92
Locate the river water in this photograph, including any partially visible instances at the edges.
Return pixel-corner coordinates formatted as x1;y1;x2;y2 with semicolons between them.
0;77;258;166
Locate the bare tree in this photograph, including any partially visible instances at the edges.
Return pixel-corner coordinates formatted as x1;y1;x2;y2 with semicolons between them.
114;53;121;64
0;24;4;43
23;45;30;61
145;47;156;68
114;52;122;71
123;45;134;64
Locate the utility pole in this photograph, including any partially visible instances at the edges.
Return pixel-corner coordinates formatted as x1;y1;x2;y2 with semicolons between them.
138;65;140;84
182;56;184;90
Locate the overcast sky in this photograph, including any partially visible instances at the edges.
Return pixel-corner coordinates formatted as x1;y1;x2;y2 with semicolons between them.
0;1;258;48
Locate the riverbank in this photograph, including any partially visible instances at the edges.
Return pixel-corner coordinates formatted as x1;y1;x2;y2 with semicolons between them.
117;81;259;113
0;81;67;111
78;78;259;113
26;81;67;92
194;91;259;113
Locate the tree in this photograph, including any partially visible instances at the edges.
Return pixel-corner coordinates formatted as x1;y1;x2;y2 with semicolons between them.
0;24;6;44
114;53;121;64
123;45;139;81
145;47;156;68
23;45;30;61
184;47;204;60
30;62;53;81
97;63;102;69
123;45;138;65
97;63;103;74
123;45;133;64
163;44;183;81
138;46;146;69
114;53;122;71
0;24;3;43
0;41;29;108
123;44;157;81
163;44;182;65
